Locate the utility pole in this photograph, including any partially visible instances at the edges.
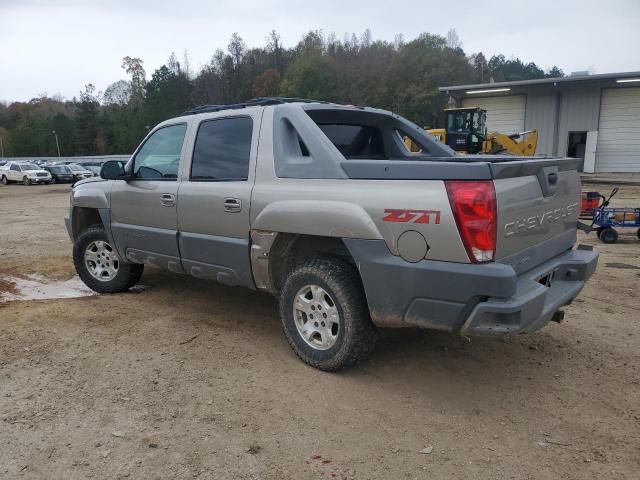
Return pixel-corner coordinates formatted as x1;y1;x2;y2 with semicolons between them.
52;130;61;157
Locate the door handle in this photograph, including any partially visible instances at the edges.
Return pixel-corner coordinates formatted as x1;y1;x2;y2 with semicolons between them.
223;197;242;213
160;193;176;207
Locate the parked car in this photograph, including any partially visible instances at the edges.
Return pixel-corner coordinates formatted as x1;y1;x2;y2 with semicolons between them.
65;99;599;371
66;164;94;181
82;164;102;176
42;165;76;184
1;161;52;185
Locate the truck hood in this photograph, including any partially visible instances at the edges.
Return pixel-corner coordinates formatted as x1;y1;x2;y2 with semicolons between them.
74;176;106;187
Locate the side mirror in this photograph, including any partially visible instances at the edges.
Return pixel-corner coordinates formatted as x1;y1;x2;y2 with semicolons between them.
100;160;127;180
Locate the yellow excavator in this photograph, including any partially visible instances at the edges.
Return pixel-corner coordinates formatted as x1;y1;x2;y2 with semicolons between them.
416;107;537;156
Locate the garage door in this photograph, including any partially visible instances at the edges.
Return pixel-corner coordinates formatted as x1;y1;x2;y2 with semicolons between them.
462;95;525;135
595;88;640;173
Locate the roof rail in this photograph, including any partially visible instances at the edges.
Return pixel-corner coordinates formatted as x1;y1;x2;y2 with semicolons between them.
181;97;330;116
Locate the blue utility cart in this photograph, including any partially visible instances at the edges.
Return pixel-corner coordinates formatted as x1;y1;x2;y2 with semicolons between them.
591;188;640;243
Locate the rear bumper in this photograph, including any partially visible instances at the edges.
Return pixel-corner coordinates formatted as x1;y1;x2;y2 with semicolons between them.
460;245;597;335
343;239;598;335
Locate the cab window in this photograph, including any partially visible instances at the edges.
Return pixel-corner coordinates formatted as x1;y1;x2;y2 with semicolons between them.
190;117;253;181
133;124;187;180
447;111;472;133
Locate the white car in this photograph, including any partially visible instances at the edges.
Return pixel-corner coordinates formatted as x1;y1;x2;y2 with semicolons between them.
1;162;53;185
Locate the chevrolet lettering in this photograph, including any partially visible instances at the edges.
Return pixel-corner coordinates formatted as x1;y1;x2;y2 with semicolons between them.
504;203;579;238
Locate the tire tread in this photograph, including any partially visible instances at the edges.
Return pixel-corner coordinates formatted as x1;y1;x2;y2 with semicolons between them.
73;225;143;293
279;258;377;371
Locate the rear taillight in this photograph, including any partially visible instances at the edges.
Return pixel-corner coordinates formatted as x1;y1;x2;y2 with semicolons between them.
445;180;497;263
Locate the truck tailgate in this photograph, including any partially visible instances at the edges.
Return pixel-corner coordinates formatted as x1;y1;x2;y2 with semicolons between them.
490;157;582;273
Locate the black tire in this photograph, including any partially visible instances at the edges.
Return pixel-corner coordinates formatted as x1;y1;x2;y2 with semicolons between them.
596;228;603;239
279;258;377;371
1;175;7;185
50;177;56;184
23;176;31;186
600;227;618;244
73;225;144;293
637;228;640;240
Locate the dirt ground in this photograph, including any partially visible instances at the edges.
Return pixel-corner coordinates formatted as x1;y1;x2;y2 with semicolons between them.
1;183;639;480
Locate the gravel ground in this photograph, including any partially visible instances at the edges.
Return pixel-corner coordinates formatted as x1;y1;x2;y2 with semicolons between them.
0;183;639;479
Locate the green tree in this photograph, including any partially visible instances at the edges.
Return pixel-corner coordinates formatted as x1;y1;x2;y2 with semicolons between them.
252;68;281;97
74;83;100;155
380;33;474;127
121;56;146;103
546;66;565;78
144;64;193;125
280;56;338;100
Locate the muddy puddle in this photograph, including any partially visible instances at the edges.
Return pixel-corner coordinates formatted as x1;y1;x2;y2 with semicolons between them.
0;274;96;302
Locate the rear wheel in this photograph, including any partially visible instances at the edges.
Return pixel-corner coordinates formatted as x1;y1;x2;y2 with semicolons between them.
600;227;618;244
1;175;7;185
279;258;377;371
73;225;144;293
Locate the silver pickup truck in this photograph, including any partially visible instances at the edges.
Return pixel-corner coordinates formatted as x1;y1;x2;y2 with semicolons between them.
65;98;598;370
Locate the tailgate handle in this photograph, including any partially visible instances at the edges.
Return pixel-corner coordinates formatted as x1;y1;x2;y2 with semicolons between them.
537;166;559;197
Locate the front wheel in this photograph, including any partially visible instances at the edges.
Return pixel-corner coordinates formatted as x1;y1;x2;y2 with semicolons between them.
279;258;377;371
73;225;144;293
600;227;618;244
50;177;56;184
23;176;31;186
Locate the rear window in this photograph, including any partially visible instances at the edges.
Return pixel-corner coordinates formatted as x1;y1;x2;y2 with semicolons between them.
317;124;384;159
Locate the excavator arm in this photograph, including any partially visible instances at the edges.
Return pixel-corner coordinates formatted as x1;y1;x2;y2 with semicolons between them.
484;129;538;156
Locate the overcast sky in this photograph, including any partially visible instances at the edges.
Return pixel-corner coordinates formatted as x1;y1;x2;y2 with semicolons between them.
1;0;639;103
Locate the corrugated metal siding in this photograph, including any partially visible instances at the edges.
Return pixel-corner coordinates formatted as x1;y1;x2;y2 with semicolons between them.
462;95;525;134
556;87;601;156
595;87;640;173
524;91;557;155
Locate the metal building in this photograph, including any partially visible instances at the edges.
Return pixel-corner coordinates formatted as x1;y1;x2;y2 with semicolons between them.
440;71;640;173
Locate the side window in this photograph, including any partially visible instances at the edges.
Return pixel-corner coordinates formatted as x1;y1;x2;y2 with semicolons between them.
133;124;187;180
11;164;19;171
317;124;384;159
190;117;253;181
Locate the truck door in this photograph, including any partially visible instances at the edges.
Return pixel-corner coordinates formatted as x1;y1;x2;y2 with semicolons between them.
177;113;260;288
110;122;188;273
10;163;21;181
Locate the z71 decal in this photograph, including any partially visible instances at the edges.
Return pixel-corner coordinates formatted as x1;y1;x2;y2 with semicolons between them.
383;209;441;224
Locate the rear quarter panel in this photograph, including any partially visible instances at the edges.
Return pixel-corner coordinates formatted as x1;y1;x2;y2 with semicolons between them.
251;110;468;263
